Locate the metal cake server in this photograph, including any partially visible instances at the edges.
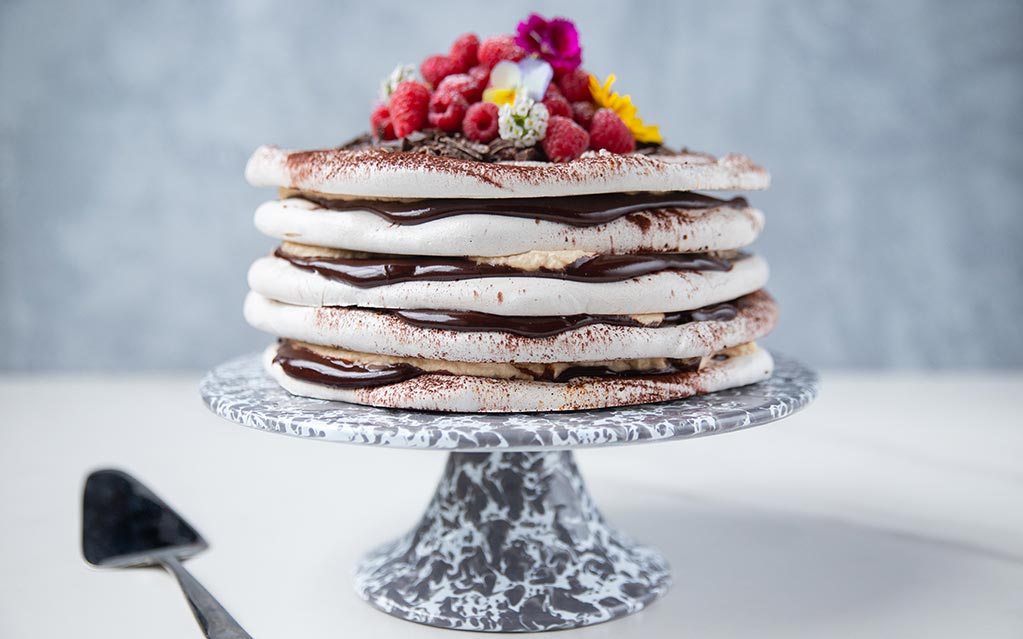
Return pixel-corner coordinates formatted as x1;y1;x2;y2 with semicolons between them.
81;469;253;639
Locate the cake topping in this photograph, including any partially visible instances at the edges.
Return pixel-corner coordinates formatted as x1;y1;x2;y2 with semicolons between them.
483;59;552;106
542;116;590;162
496;93;549;147
556;68;593;103
589;108;636;154
477;35;526;69
589;75;662;144
367;13;662;162
387;81;431;138
461;103;500;143
378;64;416;103
449;33;481;70
436;74;484;104
514;14;582;74
427;90;468;132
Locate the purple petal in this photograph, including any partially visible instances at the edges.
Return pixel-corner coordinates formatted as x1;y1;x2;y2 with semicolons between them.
515;14;549;53
517;58;553;100
514;13;583;73
549;18;580;58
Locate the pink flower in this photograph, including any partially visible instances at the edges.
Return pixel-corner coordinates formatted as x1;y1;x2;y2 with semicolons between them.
515;14;582;75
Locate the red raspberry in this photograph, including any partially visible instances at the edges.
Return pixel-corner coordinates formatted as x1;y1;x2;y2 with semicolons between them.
468;64;490;87
370;104;395;140
436;73;483;104
428;90;469;132
478;35;525;69
542;94;572;119
449;33;479;72
388;81;430;138
420;55;462;88
589;108;635;154
557;68;592;102
544;83;563;99
542;115;589;162
462;102;500;143
571;101;595;130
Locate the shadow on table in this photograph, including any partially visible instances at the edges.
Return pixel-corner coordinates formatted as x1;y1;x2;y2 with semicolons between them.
589;492;992;638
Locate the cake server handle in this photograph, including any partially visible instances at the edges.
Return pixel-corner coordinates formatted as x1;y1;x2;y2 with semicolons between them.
159;556;254;639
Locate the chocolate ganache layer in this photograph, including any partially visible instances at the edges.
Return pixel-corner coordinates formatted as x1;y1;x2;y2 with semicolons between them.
274;340;423;388
273;340;703;389
388;299;742;338
292;190;749;227
275;247;739;288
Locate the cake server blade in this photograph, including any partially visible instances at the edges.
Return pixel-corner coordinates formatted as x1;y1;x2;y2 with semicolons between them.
81;469;253;639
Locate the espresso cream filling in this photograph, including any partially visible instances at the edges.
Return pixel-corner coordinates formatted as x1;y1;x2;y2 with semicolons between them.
472;249;596;271
277;241;374;259
273;339;760;389
273;241;740;288
279;241;596;270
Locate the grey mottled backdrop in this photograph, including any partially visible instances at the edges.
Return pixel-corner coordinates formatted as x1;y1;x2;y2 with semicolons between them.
1;1;1021;371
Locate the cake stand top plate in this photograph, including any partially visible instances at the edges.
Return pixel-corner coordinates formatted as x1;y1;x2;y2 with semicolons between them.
199;352;818;452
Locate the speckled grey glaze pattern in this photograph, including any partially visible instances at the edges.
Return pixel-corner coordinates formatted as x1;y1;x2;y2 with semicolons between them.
354;450;670;632
199;352;818;452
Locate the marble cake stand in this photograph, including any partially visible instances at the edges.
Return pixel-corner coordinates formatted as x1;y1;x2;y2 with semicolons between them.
199;352;818;633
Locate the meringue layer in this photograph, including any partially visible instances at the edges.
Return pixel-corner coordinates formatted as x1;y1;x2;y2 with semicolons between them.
248;252;769;316
255;197;765;256
245;145;770;199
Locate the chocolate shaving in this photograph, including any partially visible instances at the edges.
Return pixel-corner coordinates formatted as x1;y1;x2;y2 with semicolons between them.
397;131;546;163
338;133;377;150
636;141;669;156
337;131;681;164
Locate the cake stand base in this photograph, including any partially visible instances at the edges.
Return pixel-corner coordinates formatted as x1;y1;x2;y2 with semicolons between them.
201;352;819;633
353;450;670;632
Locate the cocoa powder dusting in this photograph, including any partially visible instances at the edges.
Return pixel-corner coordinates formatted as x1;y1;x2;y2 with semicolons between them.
281;132;752;192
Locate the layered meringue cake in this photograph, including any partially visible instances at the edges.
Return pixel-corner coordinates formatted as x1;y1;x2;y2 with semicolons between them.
242;19;777;412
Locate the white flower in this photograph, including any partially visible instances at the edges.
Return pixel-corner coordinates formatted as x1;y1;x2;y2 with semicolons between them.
483;58;553;106
378;64;416;102
498;95;549;147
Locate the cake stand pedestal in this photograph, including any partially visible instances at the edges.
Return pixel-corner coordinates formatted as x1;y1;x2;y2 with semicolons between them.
200;352;818;632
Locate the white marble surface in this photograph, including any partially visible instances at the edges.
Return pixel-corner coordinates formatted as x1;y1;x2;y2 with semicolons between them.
1;371;1021;638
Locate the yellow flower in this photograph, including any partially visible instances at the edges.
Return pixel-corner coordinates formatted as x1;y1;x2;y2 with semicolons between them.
588;74;663;144
483;87;517;106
